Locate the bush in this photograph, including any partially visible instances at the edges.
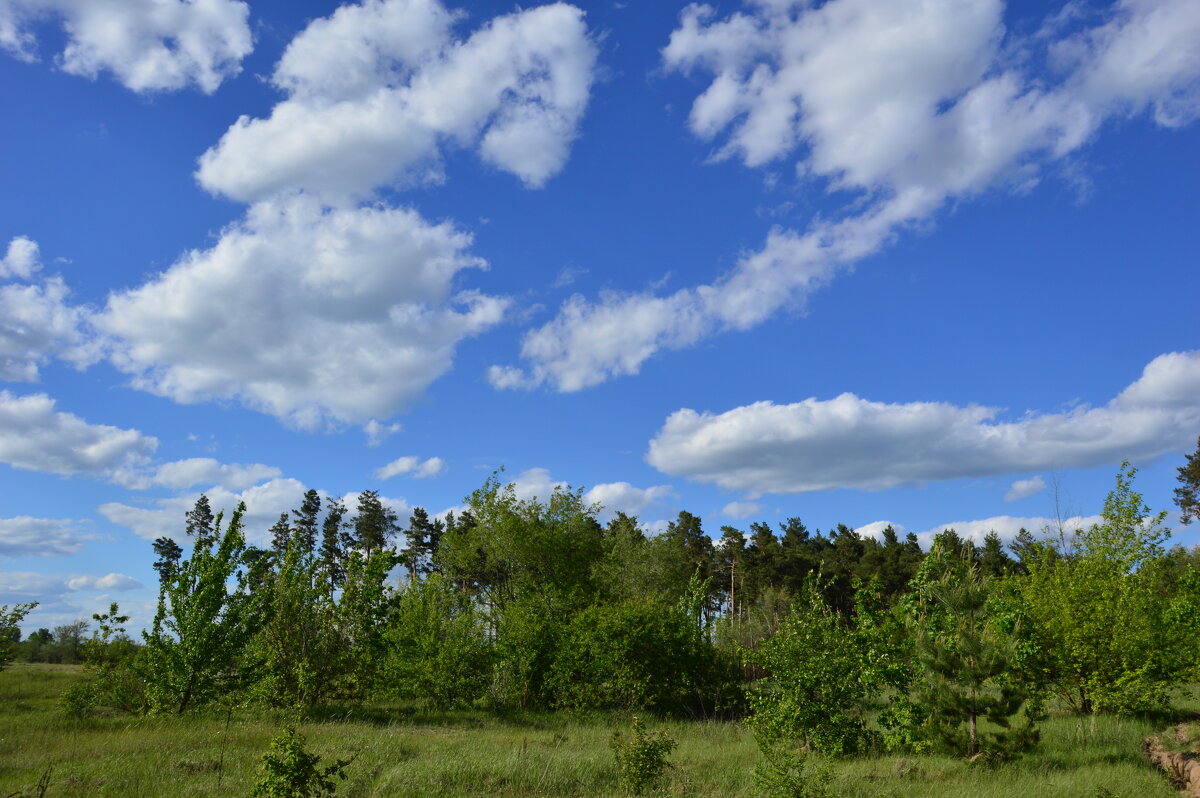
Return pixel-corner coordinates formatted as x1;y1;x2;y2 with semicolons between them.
753;742;837;798
610;715;676;795
250;725;351;798
550;596;733;715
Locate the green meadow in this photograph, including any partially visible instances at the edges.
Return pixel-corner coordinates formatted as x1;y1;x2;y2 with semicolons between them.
0;664;1182;798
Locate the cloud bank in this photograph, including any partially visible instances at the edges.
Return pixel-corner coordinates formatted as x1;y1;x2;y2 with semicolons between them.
647;350;1200;496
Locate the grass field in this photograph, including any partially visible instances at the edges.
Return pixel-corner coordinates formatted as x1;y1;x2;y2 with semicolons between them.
0;664;1182;797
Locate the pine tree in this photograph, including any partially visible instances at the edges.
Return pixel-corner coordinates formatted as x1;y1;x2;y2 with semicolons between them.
319;499;348;590
269;512;291;558
1175;436;1200;525
403;507;437;581
185;495;215;546
151;537;183;587
292;489;321;554
351;490;399;559
912;562;1036;758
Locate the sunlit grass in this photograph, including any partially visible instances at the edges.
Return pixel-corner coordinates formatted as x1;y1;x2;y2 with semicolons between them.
0;664;1180;797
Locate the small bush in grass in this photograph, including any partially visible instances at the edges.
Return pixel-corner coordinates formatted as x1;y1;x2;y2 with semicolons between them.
250;725;352;797
753;742;836;798
610;715;677;794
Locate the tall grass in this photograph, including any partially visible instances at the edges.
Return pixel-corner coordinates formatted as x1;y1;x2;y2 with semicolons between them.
0;665;1178;797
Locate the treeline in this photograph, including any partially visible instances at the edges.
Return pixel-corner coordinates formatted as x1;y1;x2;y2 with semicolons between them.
3;449;1200;762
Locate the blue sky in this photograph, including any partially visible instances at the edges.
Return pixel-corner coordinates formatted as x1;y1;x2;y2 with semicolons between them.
1;0;1198;632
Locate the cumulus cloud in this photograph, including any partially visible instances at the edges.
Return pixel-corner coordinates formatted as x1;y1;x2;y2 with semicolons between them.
0;0;252;93
99;477;311;543
196;0;597;202
721;501;762;519
856;515;1103;549
0;236;40;279
0;390;157;480
1005;476;1047;502
65;572;142;591
503;467;674;520
375;455;445;480
0;275;98;381
0;570;141;611
493;0;1200;391
99;195;506;428
0;516;98;557
127;457;282;491
364;419;403;447
647;350;1200;496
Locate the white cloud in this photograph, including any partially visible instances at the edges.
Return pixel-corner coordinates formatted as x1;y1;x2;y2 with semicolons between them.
0;570;142;607
99;195;506;428
0;0;252;93
0;275;98;381
65;573;142;591
99;477;311;543
0;516;98;557
502;467;674;521
856;515;1103;549
494;0;1200;392
647;350;1200;496
375;455;445;480
721;501;762;519
0;390;157;480
583;480;675;519
1005;476;1047;502
364;419;403;447
0;236;40;279
135;457;282;491
196;0;597;203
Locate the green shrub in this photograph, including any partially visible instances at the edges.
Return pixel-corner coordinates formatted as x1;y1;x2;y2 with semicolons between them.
250;725;351;798
753;743;836;798
610;715;677;795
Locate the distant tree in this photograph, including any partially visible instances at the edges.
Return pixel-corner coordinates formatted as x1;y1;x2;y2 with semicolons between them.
318;499;349;590
269;512;291;558
979;531;1016;578
292;489;322;553
185;494;215;546
717;525;746;616
1175;436;1200;525
403;507;439;581
151;536;183;587
351;490;400;559
51;619;90;664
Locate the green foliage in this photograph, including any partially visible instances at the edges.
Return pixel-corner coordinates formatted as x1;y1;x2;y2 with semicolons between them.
0;602;36;671
252;538;342;708
384;573;492;708
746;579;885;755
909;561;1037;759
1016;463;1182;714
141;501;260;714
250;725;351;798
752;743;836;798
550;595;722;714
1175;436;1200;525
59;603;145;716
610;715;676;795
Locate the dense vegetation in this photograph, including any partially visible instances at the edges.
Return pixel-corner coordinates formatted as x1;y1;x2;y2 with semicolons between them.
2;440;1200;795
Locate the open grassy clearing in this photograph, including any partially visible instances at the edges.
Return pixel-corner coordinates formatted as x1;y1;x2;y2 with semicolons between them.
0;664;1181;797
